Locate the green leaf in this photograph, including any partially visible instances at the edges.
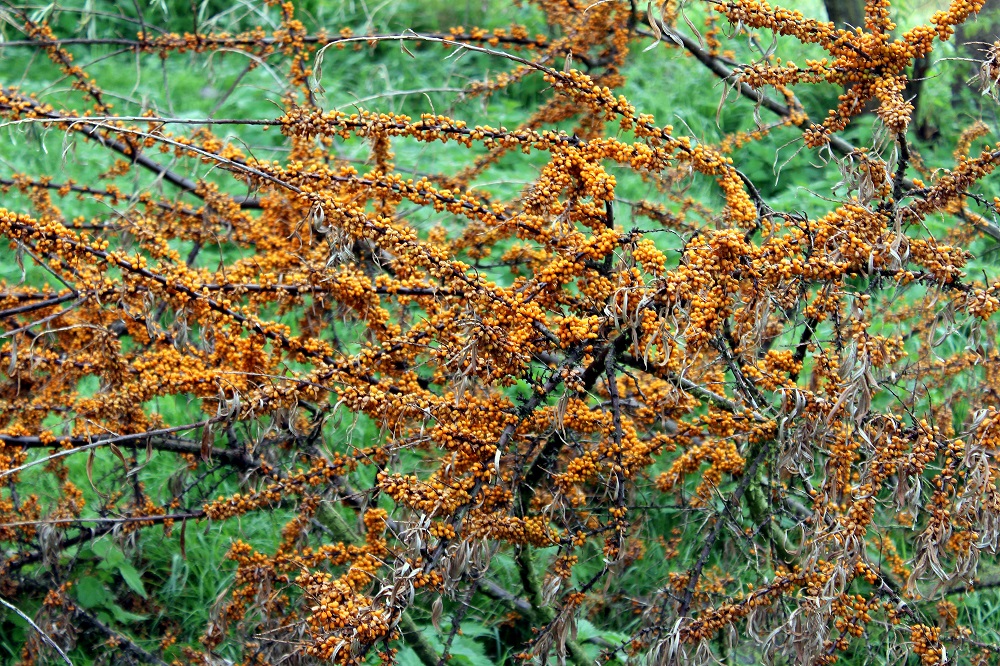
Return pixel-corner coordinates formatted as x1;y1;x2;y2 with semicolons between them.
90;539;146;597
448;635;492;666
577;619;628;663
108;603;148;624
75;577;110;609
91;539;124;567
396;646;424;666
453;622;492;639
117;561;148;599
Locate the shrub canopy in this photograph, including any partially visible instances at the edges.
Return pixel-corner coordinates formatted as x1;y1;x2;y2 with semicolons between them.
1;0;1000;664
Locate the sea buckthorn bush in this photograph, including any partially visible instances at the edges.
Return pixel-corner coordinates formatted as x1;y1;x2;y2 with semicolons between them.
1;0;1000;664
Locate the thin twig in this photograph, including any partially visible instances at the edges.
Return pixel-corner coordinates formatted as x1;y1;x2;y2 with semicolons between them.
0;596;74;666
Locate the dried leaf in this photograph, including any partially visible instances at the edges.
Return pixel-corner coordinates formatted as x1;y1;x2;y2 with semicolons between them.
86;448;97;493
109;442;129;474
201;426;213;463
430;595;443;631
7;337;16;377
644;1;663;52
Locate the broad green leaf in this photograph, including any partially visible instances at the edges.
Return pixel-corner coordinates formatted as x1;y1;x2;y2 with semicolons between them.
75;577;110;609
117;561;148;599
91;539;125;567
448;635;492;666
109;603;148;624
